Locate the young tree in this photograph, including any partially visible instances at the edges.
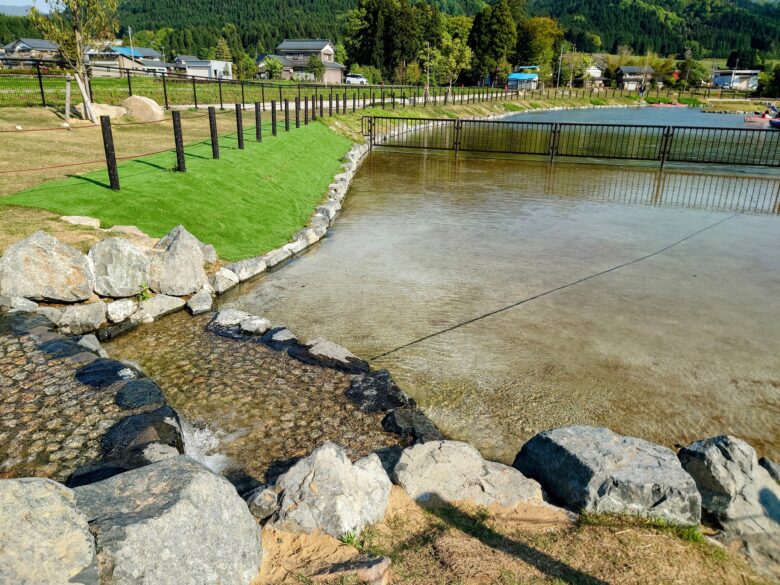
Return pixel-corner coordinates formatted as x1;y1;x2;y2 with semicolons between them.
214;37;232;61
29;0;118;122
264;56;282;80
306;57;325;82
435;31;472;90
235;52;257;80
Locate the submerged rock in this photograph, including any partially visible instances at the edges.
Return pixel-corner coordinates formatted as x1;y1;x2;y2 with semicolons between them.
88;238;150;298
135;294;186;321
288;336;370;374
382;408;444;443
148;225;207;296
514;425;701;526
213;309;251;328
115;378;167;410
74;456;262;585
186;289;213;315
0;231;95;302
240;316;271;335
347;369;416;413
225;256;267;282
101;405;185;458
75;358;140;388
393;440;543;508
272;442;392;538
0;478;98;585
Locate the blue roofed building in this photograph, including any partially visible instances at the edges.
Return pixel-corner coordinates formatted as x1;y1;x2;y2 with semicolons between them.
508;66;539;90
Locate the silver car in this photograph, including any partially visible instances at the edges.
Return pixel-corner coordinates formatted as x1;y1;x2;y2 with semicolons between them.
345;73;369;85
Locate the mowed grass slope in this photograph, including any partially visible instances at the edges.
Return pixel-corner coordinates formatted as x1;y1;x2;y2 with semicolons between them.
3;121;352;261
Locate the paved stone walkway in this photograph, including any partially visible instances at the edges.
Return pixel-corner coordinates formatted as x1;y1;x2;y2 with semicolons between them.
0;312;123;481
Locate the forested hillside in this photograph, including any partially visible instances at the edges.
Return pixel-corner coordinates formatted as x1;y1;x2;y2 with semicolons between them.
526;0;780;56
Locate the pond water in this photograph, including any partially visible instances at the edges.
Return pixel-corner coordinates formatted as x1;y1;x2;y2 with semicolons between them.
225;151;780;464
508;106;759;128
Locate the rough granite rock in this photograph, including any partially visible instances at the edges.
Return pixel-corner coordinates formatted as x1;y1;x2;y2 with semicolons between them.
0;478;98;585
284;239;308;255
212;267;239;295
78;334;108;358
37;305;63;325
186;289;213;315
263;247;293;268
106;299;138;323
347;370;416;413
59;302;107;335
288;336;370;373
382;408;444;443
225;256;267;282
272;442;392;538
514;425;701;526
135;295;185;321
74;456;262;585
101;405;184;458
0;231;95;302
200;244;218;265
67;442;181;488
88;238;150;298
7;296;39;311
393;440;543;508
75;358;140;388
240;316;271;335
120;95;164;122
147;225;207;296
243;484;280;522
213;309;251;327
679;436;780;578
295;227;323;247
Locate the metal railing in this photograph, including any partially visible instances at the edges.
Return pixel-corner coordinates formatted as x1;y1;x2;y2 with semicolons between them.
362;116;780;168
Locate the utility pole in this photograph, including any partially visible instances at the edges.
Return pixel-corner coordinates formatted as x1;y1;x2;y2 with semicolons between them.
556;44;564;88
569;46;576;88
731;57;739;89
128;26;134;58
424;41;431;101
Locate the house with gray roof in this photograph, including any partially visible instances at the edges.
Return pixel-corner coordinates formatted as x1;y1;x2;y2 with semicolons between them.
174;55;233;80
617;65;655;90
260;39;344;83
2;38;59;64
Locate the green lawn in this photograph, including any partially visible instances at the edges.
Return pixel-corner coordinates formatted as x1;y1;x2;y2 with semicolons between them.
2;121;352;261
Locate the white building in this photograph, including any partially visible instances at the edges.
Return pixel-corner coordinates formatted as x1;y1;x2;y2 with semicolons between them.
174;55;233;80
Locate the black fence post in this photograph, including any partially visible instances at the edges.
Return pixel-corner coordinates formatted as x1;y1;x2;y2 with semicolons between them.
100;116;120;190
353;93;356;113
208;106;220;159
312;94;317;121
241;82;246;108
162;73;169;109
35;62;46;107
192;77;198;110
335;93;340;114
172;110;186;172
320;94;324;118
343;91;347;113
218;78;224;109
329;92;333;116
235;104;244;149
261;85;265;110
255;103;262;142
295;97;300;128
127;69;133;97
284;99;290;131
271;100;277;136
278;86;283;104
304;96;309;124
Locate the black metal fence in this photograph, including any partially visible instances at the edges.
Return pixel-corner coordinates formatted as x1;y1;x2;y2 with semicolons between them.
362;116;780;168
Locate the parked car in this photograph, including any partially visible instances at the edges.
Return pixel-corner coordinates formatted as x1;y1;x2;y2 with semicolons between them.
345;73;369;85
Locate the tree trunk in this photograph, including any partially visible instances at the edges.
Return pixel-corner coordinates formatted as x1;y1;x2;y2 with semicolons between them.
74;73;95;123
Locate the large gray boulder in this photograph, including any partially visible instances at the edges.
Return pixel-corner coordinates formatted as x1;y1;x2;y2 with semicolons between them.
186;289;213;315
134;294;185;322
393;440;543;508
148;226;207;296
0;231;95;302
59;302;107;335
88;238;150;298
514;426;701;526
272;442;391;538
225;256;266;282
679;436;780;536
0;477;98;585
74;456;262;585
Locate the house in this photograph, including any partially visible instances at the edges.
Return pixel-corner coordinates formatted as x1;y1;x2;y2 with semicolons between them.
712;69;759;91
583;57;606;88
508;66;539;90
89;46;179;77
174;55;233;80
2;37;59;60
264;39;345;83
616;66;655;91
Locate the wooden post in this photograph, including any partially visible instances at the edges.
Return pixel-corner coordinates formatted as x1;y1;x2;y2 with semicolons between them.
284;99;290;131
64;74;72;125
311;94;317;121
320;94;324;118
35;63;46;107
100;116;120;190
208;106;219;159
162;73;169;109
271;100;277;136
328;92;333;116
127;69;133;96
255;103;262;142
235;104;244;149
304;96;309;124
295;97;300;128
172;110;186;172
218;77;224;109
191;77;198;109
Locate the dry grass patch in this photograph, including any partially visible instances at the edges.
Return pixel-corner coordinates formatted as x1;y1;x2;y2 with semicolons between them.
0;206;113;254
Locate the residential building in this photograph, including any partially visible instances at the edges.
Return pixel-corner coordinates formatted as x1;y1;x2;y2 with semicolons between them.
173;55;233;80
2;37;59;59
583;57;606;88
89;46;178;77
260;39;345;83
712;69;760;91
616;66;655;90
508;66;539;90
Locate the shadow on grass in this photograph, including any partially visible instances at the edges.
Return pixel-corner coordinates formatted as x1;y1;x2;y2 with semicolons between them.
68;174;111;189
428;502;609;585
